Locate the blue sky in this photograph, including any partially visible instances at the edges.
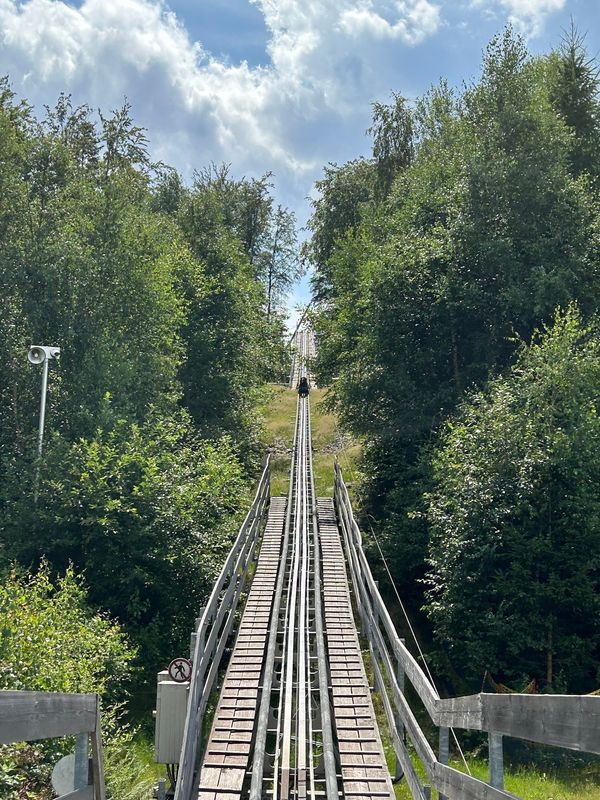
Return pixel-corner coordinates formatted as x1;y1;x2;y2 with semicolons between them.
1;0;598;319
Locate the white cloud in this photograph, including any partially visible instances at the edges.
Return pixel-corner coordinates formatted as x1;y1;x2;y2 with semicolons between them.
470;0;566;36
0;0;441;215
339;1;440;43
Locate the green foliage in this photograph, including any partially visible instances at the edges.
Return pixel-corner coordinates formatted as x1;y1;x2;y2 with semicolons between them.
2;410;248;677
0;561;135;699
549;23;600;179
425;308;600;692
306;159;375;302
0;564;155;800
0;79;295;695
309;27;600;627
368;92;415;199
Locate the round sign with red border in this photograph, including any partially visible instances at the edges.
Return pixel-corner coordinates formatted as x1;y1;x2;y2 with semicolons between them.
168;657;192;683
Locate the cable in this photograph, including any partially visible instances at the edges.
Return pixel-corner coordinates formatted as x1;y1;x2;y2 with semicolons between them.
364;514;472;777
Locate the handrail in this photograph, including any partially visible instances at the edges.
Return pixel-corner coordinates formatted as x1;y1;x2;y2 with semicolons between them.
0;690;105;800
333;460;600;800
175;457;271;800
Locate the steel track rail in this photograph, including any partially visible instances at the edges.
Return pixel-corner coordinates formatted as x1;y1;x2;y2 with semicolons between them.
250;328;339;800
249;400;299;800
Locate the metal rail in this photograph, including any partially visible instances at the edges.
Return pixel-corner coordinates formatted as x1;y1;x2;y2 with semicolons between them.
175;459;271;800
177;328;385;800
251;331;338;800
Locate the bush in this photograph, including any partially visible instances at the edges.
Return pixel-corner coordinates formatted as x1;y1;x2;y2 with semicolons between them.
1;408;249;679
425;307;600;692
0;562;138;800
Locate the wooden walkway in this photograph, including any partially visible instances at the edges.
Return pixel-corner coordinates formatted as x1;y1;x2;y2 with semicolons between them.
318;498;395;800
197;497;286;800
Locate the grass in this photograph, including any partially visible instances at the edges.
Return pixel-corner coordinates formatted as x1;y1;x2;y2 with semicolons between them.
258;384;361;497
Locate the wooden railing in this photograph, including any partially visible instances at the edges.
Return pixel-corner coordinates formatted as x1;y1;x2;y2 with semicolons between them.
0;690;105;800
333;460;600;800
174;456;271;800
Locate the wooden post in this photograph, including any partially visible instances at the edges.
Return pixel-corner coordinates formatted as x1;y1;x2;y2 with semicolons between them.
91;696;106;800
74;732;89;789
438;726;449;800
395;644;405;782
156;778;167;800
489;732;504;790
423;785;431;799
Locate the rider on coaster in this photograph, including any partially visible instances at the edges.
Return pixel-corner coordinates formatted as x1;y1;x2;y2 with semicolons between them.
298;376;310;397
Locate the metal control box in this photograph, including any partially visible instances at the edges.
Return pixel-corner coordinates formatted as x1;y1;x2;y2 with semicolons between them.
155;678;188;763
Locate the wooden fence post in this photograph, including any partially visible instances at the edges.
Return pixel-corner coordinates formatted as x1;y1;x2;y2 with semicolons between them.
91;696;106;800
395;644;405;783
438;726;449;800
489;732;504;790
74;732;89;789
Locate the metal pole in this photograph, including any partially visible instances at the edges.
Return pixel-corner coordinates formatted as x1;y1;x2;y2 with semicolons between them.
33;357;49;503
37;356;49;458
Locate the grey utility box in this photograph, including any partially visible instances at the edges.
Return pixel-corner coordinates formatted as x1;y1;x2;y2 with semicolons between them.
155;673;189;764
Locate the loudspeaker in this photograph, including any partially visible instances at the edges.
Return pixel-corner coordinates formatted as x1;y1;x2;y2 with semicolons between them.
28;346;46;365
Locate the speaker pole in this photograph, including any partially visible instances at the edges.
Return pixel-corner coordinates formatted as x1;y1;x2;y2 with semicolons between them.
33;356;49;504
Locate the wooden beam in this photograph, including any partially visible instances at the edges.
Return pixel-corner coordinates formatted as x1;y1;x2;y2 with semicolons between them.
57;787;94;800
480;694;600;754
0;691;97;743
432;763;519;800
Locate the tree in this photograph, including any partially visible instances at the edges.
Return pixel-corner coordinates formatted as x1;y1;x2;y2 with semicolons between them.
306;159;375;302
261;204;300;321
368;92;415;199
1;410;248;676
425;308;600;692
549;22;600;179
309;28;600;605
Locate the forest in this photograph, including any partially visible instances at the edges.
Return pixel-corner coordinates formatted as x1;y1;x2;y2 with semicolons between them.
2;19;600;800
0;80;298;796
308;26;600;697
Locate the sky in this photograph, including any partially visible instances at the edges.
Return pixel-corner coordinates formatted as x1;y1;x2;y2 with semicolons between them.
0;0;599;321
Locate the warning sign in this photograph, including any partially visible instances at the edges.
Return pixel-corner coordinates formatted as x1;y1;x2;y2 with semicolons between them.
168;657;192;683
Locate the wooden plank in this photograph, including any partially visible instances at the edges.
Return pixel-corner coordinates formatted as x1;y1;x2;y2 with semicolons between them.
318;498;395;800
437;694;483;729
57;787;94;800
0;691;97;743
196;498;286;800
432;762;519;800
480;694;600;754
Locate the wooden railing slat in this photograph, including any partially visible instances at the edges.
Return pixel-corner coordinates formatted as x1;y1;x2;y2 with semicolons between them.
0;691;97;743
